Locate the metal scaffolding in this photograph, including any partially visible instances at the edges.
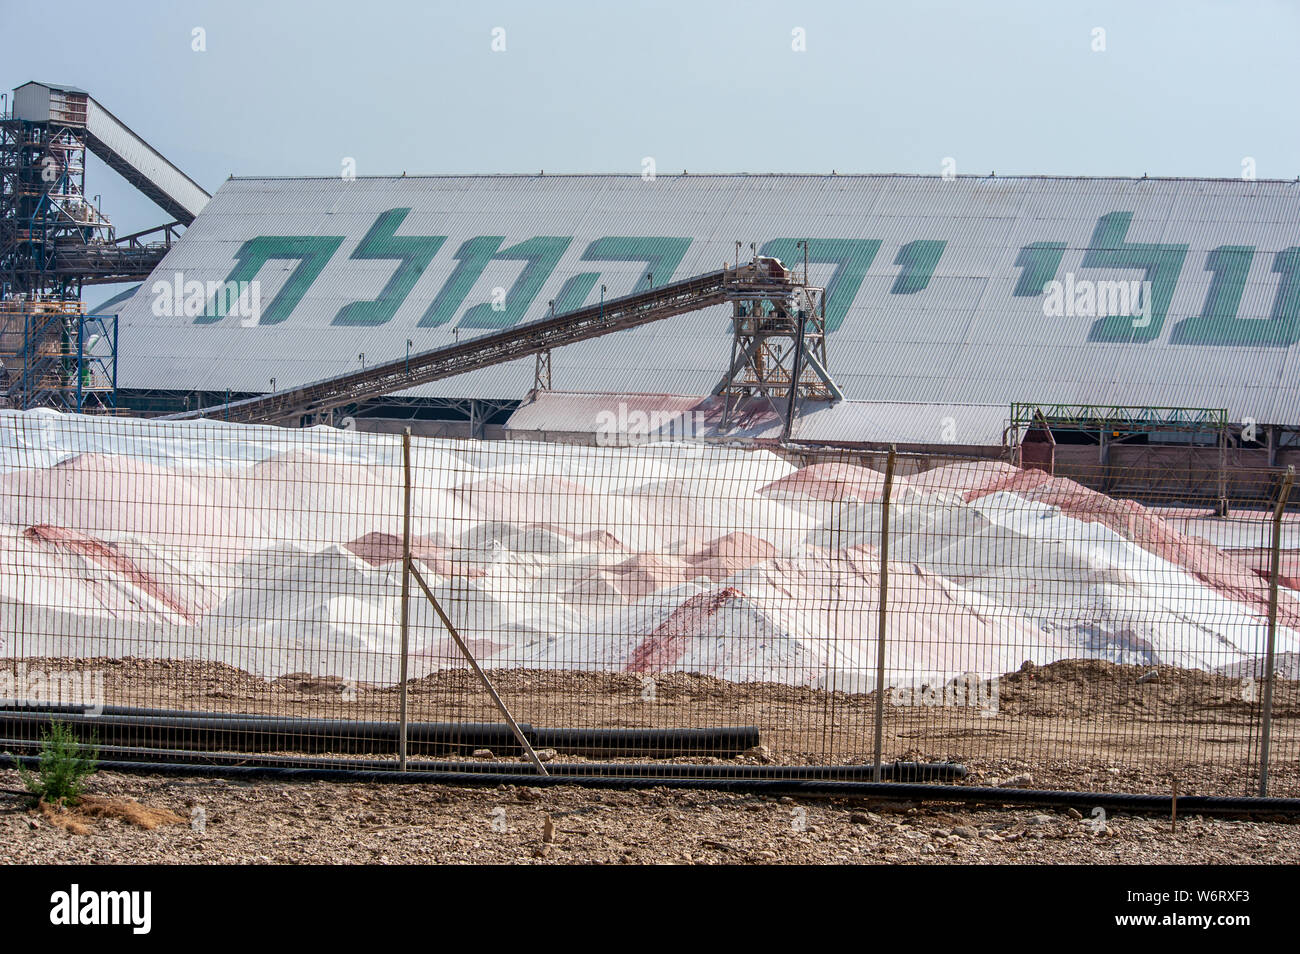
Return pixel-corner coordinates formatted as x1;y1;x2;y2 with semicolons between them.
0;299;117;411
0;82;199;412
713;254;840;437
0;106;112;301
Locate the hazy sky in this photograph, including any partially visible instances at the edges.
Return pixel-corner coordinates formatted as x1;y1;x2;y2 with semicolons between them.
4;0;1297;245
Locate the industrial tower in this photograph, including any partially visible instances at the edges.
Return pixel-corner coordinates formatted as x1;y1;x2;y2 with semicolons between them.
0;81;208;411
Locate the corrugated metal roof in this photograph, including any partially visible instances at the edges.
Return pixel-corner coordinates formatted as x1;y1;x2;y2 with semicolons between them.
506;392;706;434
16;81;91;96
794;400;1007;446
88;285;141;315
504;391;1007;446
114;174;1300;424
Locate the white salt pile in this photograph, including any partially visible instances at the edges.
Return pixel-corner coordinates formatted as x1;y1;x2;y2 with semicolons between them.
0;409;1295;690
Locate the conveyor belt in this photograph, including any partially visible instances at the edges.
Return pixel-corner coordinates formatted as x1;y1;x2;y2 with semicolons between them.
167;261;807;426
80;95;210;225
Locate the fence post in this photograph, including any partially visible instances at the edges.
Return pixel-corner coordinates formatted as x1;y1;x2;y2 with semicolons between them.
1259;465;1295;796
872;445;897;783
398;427;413;772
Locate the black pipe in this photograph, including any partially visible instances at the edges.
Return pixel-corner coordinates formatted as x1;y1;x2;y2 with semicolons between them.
0;707;760;758
527;726;759;758
0;737;963;781
6;751;1297;814
0;711;520;755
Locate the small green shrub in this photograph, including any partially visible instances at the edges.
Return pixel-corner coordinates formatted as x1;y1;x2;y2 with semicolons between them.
14;721;99;806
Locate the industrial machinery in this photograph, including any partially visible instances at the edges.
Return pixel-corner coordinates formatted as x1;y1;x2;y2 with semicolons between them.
169;255;841;431
714;252;840;439
0;81;208;409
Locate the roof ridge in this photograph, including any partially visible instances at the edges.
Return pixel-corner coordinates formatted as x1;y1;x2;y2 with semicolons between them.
222;173;1300;184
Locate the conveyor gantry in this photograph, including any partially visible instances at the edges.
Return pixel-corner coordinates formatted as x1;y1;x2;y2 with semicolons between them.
168;259;818;426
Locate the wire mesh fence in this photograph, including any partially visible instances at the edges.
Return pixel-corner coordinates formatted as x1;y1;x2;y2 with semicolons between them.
0;409;1296;797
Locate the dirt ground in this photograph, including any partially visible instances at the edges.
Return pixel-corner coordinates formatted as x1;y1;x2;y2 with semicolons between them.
3;771;1300;865
4;656;1298;797
2;655;1299;864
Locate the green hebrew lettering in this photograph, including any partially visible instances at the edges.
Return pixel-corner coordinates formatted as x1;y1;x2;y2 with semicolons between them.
416;236;503;327
891;240;946;294
198;235;344;325
1177;248;1300;347
332;209;446;326
1252;247;1300;347
459;236;573;329
1169;247;1255;345
759;239;882;333
553;273;602;313
1084;212;1188;343
580;237;693;292
1013;242;1067;296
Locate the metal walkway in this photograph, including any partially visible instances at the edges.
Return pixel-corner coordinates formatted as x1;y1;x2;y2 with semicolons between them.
168;260;813;426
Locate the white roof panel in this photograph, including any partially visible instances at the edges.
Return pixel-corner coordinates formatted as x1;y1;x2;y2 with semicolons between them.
114;174;1300;424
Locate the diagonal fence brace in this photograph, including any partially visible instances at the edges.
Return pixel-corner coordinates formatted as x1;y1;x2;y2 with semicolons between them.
407;561;550;776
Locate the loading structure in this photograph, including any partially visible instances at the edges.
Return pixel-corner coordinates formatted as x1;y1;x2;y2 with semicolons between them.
169;255;840;430
0;81;208;410
714;245;840;439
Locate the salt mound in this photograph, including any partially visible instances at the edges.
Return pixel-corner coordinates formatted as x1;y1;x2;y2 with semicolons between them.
2;411;1295;690
239;448;404;546
0;524;199;627
973;476;1300;630
616;479;810;553
726;550;1071;689
344;531;486;578
760;461;895;504
685;531;777;579
452;475;609;528
566;553;702;604
509;584;826;685
0;453;260;553
904;459;1030;499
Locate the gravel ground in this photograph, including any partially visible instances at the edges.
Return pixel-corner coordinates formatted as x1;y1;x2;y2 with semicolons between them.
5;656;1298;797
3;770;1299;865
3;655;1298;864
